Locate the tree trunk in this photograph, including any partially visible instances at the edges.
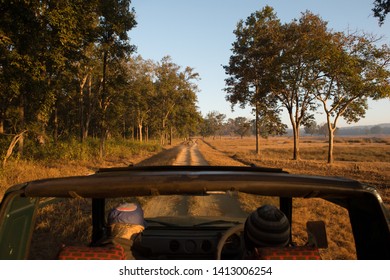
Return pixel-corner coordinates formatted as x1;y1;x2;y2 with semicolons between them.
145;126;149;142
161;119;166;145
83;73;93;140
327;117;336;164
3;130;27;168
255;102;260;155
169;126;173;145
0;118;4;134
17;100;25;157
0;110;5;134
79;74;88;143
53;105;58;144
292;124;300;160
328;129;334;164
288;111;300;160
99;51;108;159
138;124;143;143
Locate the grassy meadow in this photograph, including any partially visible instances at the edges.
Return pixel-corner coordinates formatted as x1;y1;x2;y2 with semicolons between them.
201;136;390;205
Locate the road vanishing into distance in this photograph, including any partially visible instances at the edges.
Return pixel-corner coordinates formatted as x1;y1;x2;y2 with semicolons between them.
142;141;247;218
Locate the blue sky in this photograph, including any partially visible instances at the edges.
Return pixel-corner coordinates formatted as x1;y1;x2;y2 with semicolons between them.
130;0;390;127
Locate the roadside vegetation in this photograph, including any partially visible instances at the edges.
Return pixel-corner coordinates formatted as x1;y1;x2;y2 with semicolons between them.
0;138;162;199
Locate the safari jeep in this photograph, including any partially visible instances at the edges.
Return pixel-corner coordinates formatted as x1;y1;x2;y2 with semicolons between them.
0;166;389;260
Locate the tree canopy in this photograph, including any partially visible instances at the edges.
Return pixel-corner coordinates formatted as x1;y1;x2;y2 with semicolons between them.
373;0;390;25
225;6;390;162
224;6;285;154
0;1;202;160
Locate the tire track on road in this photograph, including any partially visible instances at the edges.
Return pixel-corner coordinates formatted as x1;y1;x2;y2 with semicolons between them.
143;141;247;218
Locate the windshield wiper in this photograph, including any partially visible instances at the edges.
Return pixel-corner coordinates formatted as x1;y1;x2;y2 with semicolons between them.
193;220;242;227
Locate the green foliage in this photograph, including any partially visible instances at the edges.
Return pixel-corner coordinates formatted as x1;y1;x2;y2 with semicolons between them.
200;111;226;138
21;138;98;161
372;0;390;25
0;1;201;162
225;6;390;162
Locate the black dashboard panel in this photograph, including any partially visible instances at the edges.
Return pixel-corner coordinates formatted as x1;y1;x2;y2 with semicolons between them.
132;226;244;260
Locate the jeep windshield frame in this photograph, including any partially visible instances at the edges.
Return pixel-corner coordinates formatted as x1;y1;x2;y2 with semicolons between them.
0;165;389;259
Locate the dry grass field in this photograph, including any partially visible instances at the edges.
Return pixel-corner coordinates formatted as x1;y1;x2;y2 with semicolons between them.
201;136;390;205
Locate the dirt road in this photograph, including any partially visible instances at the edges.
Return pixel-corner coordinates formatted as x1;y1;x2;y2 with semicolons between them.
142;141;247;218
173;141;208;166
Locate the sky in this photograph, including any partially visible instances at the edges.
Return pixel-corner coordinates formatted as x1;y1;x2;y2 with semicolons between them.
129;0;390;127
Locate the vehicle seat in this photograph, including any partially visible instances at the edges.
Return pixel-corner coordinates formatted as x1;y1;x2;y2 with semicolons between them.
253;246;322;260
57;244;126;260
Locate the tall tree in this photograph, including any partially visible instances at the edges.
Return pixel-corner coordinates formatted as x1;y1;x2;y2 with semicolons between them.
169;68;201;140
314;32;390;163
152;56;199;144
0;1;55;153
0;1;102;145
272;12;329;160
96;0;137;157
224;6;282;155
125;56;155;142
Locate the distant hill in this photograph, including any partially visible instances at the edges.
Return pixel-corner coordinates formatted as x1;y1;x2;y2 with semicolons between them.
337;123;390;136
287;123;390;136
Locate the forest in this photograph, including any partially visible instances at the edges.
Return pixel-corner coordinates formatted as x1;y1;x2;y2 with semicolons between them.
0;1;202;163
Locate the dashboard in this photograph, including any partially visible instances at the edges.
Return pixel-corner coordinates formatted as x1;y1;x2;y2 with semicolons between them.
132;224;245;260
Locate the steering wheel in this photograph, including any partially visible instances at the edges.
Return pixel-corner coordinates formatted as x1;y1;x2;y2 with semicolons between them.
216;224;245;260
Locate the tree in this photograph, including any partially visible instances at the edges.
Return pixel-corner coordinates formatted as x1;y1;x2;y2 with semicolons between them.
304;120;319;135
373;0;390;25
317;123;329;137
314;32;390;163
1;1;205;162
167;66;200;142
200;111;226;139
257;109;287;138
96;0;137;157
0;1;94;151
272;12;329;160
124;56;155;142
233;117;252;138
152;56;200;144
0;1;48;154
370;125;383;135
224;6;283;155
